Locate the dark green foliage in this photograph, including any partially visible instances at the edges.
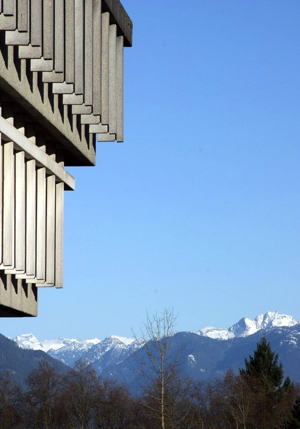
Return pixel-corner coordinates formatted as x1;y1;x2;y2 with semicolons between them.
239;338;295;429
286;398;300;429
240;337;292;392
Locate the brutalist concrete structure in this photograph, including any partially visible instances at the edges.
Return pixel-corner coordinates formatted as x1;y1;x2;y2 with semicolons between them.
0;0;132;316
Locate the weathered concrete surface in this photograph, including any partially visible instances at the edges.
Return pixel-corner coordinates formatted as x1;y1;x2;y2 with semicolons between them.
0;272;37;317
0;0;132;316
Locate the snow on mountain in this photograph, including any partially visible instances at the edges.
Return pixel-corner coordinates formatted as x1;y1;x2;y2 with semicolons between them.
255;312;298;329
15;333;101;353
197;311;299;340
74;336;134;363
13;333;77;352
229;311;299;338
15;334;47;351
15;333;136;368
197;327;234;340
82;336;140;375
110;335;135;346
48;335;137;367
14;312;300;369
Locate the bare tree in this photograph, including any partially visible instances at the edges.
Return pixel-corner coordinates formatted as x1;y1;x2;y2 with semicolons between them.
24;360;63;429
139;309;177;429
62;360;100;429
94;379;136;429
0;371;22;429
222;371;252;429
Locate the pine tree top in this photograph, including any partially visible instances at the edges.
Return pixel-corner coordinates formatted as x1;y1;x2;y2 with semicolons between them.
240;337;286;391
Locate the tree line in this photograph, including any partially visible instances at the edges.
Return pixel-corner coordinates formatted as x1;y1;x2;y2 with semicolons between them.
0;337;300;428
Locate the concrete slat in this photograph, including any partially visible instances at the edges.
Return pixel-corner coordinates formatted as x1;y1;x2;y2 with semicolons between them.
36;167;46;282
43;0;54;60
18;0;29;31
92;0;102;115
108;24;117;135
116;36;124;142
3;0;15;15
2;142;14;267
15;151;26;272
31;0;42;46
45;174;55;285
55;181;64;288
65;0;75;84
25;159;36;277
74;0;84;94
101;12;110;125
0;116;75;190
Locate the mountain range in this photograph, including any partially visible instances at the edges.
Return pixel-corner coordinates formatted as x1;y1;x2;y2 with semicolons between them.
11;311;300;391
0;334;68;386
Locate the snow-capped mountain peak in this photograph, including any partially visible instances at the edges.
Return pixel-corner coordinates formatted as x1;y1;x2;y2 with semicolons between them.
197;327;234;341
255;311;298;330
14;312;300;369
14;334;138;368
15;334;101;353
110;335;135;346
14;333;46;351
229;316;259;338
197;312;299;340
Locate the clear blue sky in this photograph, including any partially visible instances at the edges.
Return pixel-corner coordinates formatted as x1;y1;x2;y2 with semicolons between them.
2;0;300;340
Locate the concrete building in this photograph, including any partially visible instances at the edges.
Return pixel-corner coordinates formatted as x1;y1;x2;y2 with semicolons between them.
0;0;132;316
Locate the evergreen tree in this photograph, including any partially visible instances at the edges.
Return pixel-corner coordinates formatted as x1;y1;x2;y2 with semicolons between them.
240;337;295;429
286;398;300;429
240;337;292;392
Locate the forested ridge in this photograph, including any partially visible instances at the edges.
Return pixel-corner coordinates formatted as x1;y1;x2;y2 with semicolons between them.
0;338;299;428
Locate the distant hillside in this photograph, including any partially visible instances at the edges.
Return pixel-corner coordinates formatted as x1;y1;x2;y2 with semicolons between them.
11;311;300;391
109;324;300;393
0;334;69;386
